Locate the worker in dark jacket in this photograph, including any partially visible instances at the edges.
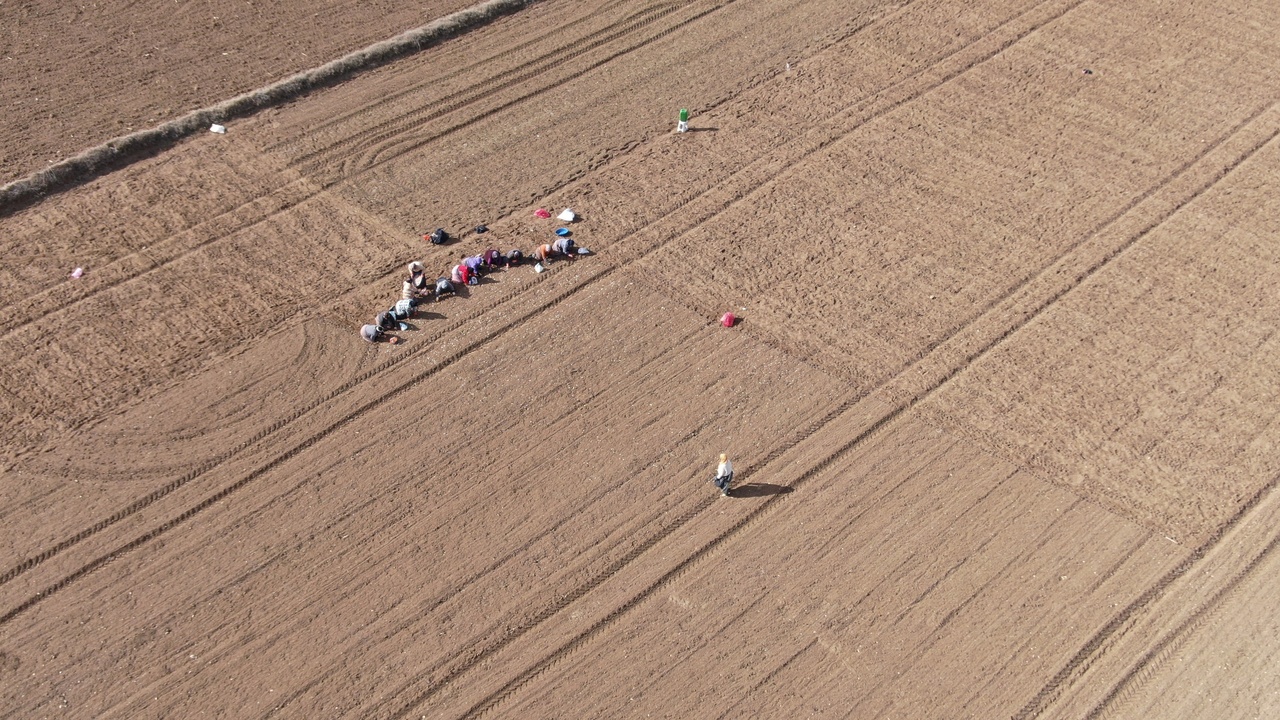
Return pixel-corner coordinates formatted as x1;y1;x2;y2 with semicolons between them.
434;277;456;301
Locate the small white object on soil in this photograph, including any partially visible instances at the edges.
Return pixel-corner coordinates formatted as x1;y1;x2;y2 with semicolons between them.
557;208;576;222
210;124;226;134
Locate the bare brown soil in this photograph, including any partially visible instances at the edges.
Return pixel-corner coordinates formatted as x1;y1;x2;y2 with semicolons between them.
0;0;480;184
3;0;1280;717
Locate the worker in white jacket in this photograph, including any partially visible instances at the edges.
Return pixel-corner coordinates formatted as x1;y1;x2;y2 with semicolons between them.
714;453;734;497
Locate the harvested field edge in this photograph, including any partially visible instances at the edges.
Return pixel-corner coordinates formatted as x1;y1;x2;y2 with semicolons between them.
0;0;541;216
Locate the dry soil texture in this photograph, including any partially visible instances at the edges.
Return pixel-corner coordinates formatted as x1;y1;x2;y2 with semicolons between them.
0;0;480;183
3;0;1280;718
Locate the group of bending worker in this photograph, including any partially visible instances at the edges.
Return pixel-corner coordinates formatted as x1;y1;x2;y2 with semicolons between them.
360;235;579;343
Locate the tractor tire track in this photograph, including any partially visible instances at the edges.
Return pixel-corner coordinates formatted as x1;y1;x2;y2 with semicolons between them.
884;101;1279;419
446;391;925;720
1015;474;1280;719
996;105;1280;720
0;0;909;372
0;2;687;358
0;175;317;340
0;255;620;624
0;232;594;595
300;329;844;720
0;0;664;342
264;0;639;149
7;0;1243;711
261;385;722;718
1085;526;1280;719
290;2;689;171
0;0;927;456
313;0;738;185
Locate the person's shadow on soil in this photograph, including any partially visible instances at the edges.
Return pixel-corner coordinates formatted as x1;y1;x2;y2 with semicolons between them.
400;312;441;328
730;483;792;498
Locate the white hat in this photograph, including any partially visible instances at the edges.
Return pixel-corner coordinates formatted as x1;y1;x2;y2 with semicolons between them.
408;261;424;273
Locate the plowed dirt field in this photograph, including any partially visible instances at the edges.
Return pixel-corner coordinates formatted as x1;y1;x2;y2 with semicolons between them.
3;0;1279;717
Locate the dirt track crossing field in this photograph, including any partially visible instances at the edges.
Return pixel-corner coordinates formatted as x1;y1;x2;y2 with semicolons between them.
3;0;1280;717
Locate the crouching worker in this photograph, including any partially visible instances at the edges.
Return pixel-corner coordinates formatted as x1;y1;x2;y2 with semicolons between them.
406;260;426;285
451;262;476;287
402;269;433;306
434;276;456;301
376;310;407;332
553;235;577;259
533;243;555;265
360;324;399;344
462;254;485;281
388;298;414;321
504;248;524;268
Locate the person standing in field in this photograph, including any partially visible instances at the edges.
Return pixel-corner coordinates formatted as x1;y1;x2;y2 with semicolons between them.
713;453;733;497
